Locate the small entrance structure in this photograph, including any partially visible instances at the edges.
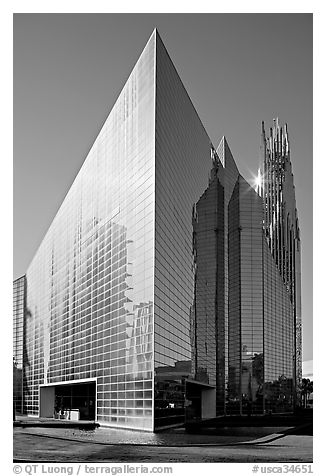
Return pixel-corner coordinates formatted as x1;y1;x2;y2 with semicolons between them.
185;379;216;421
39;378;96;420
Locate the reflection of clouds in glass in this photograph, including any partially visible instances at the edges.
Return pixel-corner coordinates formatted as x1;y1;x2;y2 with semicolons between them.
126;301;153;375
23;32;156;430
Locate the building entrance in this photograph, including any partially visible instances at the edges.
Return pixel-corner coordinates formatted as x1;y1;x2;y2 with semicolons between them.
185;380;216;421
39;381;96;420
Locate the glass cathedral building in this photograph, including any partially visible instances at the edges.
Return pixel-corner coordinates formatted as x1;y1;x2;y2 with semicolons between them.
15;30;302;431
192;122;301;416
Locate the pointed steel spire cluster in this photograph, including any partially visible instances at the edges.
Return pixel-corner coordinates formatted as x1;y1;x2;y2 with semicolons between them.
260;118;299;297
260;119;302;398
264;118;290;158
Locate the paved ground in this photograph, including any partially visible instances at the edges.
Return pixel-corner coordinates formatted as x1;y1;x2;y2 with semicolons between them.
13;426;313;463
13;425;292;445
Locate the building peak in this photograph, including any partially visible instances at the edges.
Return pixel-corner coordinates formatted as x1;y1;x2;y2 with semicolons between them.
216;135;238;175
151;27;162;42
217;135;232;155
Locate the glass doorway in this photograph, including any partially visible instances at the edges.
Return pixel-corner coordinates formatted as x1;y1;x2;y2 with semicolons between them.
54;381;96;420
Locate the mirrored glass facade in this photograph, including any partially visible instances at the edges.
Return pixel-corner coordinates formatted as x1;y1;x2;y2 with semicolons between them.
215;138;241;411
263;239;294;412
228;176;265;414
260;119;302;404
192;155;225;415
16;30;301;430
23;32;156;430
13;275;25;414
154;34;214;429
21;30;215;431
193;127;301;415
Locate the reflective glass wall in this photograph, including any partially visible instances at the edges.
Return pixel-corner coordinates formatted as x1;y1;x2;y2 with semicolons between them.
228;176;294;414
215;138;240;411
263;240;294;412
238;177;264;415
260;119;301;400
228;179;242;412
192;156;225;414
20;30;301;430
24;32;156;430
154;32;213;429
13;275;25;414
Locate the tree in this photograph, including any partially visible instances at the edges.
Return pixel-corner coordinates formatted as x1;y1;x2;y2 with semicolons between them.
301;378;313;408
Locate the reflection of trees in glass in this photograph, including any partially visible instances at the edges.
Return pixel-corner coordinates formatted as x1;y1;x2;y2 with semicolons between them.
252;352;264;386
264;374;293;412
227;366;239;400
13;357;23;415
250;352;264;412
300;378;313;408
195;366;209;384
22;305;32;414
154;361;191;427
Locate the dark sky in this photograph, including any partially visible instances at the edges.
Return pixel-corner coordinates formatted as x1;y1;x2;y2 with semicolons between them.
13;13;313;361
